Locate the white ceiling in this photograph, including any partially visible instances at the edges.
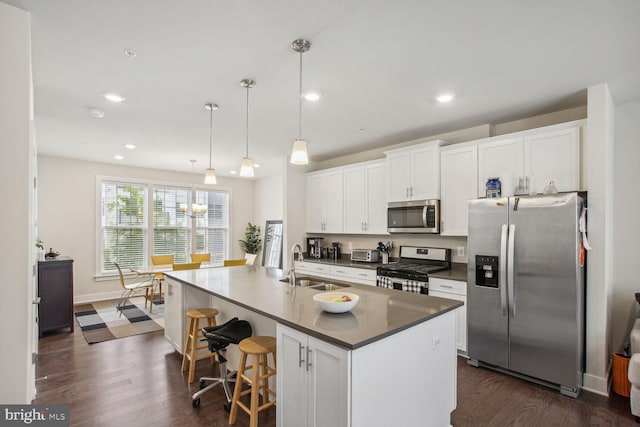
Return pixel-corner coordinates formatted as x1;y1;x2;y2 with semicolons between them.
5;0;640;178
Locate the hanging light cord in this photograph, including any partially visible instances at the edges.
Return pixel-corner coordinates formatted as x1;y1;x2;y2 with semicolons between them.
298;49;303;140
245;85;250;158
208;107;213;168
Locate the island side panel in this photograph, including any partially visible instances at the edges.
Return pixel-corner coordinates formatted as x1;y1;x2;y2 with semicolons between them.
351;310;457;427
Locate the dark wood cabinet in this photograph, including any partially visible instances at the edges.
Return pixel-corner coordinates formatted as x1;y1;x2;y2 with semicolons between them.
38;257;74;337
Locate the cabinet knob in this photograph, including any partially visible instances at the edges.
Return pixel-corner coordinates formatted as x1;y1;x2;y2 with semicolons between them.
32;297;41;305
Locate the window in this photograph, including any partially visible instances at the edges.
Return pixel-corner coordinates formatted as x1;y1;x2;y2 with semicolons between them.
100;182;148;273
195;190;229;264
153;186;191;263
98;177;229;275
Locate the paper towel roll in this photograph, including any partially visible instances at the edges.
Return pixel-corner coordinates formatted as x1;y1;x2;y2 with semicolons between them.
500;173;514;197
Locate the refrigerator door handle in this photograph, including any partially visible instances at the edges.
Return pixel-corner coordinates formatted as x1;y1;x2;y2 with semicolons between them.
508;224;516;317
500;224;508;316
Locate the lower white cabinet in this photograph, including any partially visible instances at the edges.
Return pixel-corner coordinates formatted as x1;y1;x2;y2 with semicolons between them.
277;323;350;427
296;261;376;286
164;278;184;353
429;277;467;354
163;277;215;355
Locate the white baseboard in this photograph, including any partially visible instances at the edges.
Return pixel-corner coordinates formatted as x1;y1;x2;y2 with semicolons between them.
582;372;610;396
74;290;122;305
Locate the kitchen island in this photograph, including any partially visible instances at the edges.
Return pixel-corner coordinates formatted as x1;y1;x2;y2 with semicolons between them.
165;265;461;427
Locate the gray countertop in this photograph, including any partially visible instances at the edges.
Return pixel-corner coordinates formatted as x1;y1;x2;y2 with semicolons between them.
166;266;462;350
429;262;467;282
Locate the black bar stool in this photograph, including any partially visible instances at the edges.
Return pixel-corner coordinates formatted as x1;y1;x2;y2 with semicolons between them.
191;317;253;409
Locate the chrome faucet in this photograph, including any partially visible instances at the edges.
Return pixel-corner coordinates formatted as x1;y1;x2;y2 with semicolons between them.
289;243;304;287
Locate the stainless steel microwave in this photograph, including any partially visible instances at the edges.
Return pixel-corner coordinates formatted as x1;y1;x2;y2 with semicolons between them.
387;199;440;234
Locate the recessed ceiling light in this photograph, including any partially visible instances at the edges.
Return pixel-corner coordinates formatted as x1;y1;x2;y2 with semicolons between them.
302;91;321;101
114;155;124;160
124;49;137;58
254;163;260;168
88;108;105;118
436;93;455;103
230;170;237;175
124;144;136;150
103;92;126;103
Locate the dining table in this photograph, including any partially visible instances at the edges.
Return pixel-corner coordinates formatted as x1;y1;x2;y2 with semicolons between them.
131;263;215;309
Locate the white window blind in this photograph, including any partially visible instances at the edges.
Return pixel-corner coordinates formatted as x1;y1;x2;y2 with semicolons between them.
195;190;229;264
98;177;230;276
101;182;147;273
153;186;191;263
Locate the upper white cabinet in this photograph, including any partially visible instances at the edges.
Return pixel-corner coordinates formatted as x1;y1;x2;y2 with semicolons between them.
440;142;478;236
306;168;344;233
524;126;580;194
384;140;444;202
343;160;387;234
477;123;581;197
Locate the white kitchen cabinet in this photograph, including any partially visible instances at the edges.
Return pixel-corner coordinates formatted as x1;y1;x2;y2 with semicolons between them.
164;277;216;355
305;168;344;233
343;160;387;234
429;277;467;354
296;261;377;286
164;278;184;353
440;142;478;236
477;122;581;197
477;136;524;197
330;265;377;286
384;139;445;202
295;261;331;277
524;126;580;194
277;323;350;427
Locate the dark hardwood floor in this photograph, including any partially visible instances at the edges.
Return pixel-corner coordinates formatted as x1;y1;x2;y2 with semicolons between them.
36;327;637;426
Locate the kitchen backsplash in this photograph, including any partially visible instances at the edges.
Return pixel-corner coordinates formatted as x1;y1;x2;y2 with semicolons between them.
306;234;468;264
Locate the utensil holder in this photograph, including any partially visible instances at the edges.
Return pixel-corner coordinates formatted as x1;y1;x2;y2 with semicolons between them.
382;253;389;264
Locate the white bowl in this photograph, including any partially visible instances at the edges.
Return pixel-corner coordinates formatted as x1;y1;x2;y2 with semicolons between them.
313;291;360;313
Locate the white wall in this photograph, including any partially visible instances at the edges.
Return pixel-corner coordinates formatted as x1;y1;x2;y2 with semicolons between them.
37;156;254;302
611;99;640;353
0;2;35;403
254;174;284;265
582;84;615;395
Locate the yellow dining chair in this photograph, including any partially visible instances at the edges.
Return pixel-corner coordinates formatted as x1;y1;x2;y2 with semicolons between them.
149;254;175;312
224;259;247;267
173;262;202;271
190;253;211;263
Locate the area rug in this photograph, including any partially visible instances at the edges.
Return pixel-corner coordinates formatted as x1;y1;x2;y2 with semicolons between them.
74;297;164;344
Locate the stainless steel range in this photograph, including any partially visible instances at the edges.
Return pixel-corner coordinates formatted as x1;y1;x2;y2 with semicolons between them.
376;246;451;294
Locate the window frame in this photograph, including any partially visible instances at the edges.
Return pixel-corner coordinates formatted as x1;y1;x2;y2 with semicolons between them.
95;175;231;278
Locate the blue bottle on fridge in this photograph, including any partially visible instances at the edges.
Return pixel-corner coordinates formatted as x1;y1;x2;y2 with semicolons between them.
486;177;501;198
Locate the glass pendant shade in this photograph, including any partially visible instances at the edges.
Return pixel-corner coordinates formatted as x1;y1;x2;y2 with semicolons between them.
204;168;217;184
239;157;254;177
290;139;309;165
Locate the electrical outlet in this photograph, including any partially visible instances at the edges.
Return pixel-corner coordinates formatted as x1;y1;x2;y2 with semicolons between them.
457;246;465;257
432;335;441;350
348;242;353;252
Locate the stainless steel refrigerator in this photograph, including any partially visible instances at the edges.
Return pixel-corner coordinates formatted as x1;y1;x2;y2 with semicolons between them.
467;192;585;397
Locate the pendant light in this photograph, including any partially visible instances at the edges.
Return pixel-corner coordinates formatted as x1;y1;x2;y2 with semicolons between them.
239;79;255;177
203;103;218;184
290;39;311;165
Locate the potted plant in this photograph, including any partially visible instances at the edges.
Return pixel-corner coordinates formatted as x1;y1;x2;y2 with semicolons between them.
239;222;262;265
